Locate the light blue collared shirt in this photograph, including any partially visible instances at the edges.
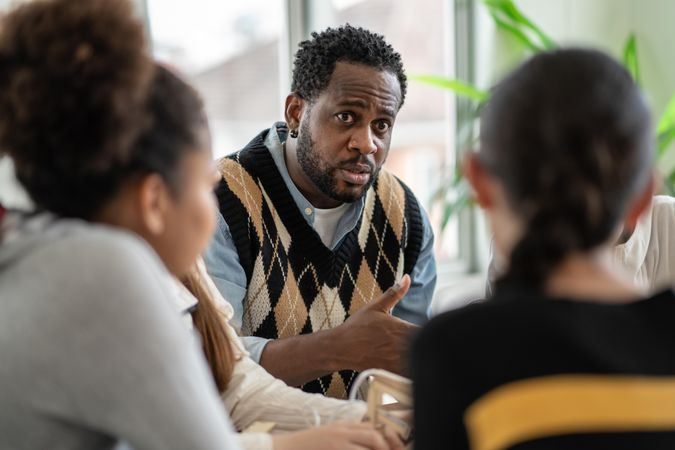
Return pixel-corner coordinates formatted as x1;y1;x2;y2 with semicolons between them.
204;122;437;362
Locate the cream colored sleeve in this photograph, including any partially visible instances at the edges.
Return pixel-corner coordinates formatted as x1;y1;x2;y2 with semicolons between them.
611;195;675;294
195;257;367;432
645;195;675;292
223;355;367;433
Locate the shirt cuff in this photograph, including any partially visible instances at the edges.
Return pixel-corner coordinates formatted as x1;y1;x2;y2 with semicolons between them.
240;336;271;363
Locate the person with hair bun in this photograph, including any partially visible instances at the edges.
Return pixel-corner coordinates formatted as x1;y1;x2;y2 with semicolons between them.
412;48;675;450
0;0;239;448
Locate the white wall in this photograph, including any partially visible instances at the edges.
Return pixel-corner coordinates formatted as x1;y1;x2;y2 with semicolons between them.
475;0;675;116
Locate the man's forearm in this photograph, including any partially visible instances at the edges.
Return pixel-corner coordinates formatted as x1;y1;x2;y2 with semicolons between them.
258;279;415;386
258;327;347;387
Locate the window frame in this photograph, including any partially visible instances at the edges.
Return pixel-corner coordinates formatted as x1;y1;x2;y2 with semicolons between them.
139;0;483;282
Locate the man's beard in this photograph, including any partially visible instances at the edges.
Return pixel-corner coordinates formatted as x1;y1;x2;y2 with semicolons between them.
295;121;378;203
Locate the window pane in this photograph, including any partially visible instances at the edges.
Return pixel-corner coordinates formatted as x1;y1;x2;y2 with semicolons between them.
146;0;284;158
147;0;459;263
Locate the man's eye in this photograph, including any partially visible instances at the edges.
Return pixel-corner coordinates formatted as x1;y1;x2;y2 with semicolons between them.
337;112;355;123
375;120;391;132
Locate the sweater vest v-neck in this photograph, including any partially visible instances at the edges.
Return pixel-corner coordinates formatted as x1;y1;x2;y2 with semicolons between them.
215;127;424;398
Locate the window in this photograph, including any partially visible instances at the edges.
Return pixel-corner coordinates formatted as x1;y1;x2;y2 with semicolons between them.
0;0;474;275
304;0;459;262
146;0;285;158
144;0;471;270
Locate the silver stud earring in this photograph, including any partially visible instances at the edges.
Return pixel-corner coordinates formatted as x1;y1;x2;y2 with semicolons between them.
289;129;298;138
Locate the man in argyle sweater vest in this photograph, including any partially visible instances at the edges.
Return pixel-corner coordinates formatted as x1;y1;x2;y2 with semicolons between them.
215;127;424;397
204;25;437;399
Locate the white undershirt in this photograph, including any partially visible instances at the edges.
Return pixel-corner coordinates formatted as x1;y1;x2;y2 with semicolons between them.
313;202;350;248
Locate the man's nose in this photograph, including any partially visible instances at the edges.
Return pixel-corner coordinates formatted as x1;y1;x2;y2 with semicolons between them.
349;125;378;155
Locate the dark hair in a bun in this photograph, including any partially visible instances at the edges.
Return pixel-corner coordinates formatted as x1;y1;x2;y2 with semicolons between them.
0;0;153;218
481;49;653;290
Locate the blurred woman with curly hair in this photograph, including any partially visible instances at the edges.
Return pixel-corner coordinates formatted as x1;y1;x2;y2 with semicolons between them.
0;0;239;447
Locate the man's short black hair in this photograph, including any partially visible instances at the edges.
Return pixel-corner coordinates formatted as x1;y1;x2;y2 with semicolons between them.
291;24;407;107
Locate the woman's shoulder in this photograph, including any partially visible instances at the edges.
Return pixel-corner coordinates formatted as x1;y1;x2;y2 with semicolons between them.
415;291;574;356
6;214;173;309
417;288;675;354
420;299;514;338
2;213;158;271
55;218;154;256
31;216;163;275
0;215;186;360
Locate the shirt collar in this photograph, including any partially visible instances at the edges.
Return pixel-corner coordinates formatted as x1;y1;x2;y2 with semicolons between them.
264;122;365;245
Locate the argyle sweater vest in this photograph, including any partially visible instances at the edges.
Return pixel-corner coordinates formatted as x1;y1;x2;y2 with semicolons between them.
215;128;424;398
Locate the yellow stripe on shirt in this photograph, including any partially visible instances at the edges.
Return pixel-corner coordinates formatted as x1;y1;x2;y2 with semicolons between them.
465;374;675;450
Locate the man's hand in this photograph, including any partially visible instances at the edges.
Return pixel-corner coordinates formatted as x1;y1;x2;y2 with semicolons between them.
258;274;419;385
330;274;418;374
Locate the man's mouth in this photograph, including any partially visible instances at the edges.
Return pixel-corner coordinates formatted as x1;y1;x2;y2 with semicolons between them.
339;164;372;185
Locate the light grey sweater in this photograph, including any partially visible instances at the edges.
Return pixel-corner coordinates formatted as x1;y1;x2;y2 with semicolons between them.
0;213;241;450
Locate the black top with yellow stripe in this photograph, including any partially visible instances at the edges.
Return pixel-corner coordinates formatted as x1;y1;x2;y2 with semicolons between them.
412;287;675;450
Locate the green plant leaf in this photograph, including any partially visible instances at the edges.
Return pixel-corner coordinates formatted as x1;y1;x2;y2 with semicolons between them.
661;171;675;196
409;74;490;102
657;93;675;136
489;12;541;52
657;126;675;157
506;5;556;49
491;0;556;48
657;140;675;182
440;182;471;232
622;33;640;86
430;180;451;204
483;0;557;51
657;93;675;186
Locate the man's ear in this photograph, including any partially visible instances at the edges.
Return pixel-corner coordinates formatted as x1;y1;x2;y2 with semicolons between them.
284;93;305;131
137;173;171;236
624;171;657;230
462;152;495;209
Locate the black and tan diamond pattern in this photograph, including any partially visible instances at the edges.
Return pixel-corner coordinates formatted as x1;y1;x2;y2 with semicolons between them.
215;127;423;398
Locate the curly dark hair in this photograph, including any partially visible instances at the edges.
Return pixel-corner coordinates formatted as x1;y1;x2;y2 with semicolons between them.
291;24;407;107
0;0;153;218
481;48;653;290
